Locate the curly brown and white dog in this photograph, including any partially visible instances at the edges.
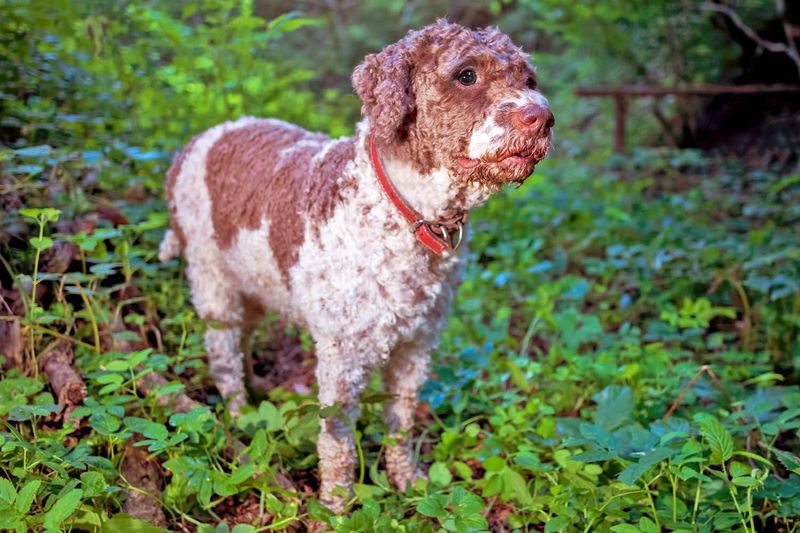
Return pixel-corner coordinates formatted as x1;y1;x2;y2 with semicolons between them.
159;19;553;511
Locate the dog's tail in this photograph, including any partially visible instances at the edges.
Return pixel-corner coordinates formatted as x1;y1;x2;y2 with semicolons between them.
158;229;181;262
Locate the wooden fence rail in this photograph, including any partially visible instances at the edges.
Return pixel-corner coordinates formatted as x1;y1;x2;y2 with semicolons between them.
574;84;800;152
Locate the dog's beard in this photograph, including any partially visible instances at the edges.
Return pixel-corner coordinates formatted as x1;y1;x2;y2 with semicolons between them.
457;134;552;188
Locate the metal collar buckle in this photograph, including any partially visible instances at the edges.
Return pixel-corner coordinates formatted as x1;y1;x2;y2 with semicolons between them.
412;220;464;251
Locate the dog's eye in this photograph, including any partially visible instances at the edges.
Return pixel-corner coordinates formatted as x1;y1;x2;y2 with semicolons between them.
457;69;477;86
526;76;537;90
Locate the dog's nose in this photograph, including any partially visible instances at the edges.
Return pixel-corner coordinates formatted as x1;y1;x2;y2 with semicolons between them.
516;104;555;133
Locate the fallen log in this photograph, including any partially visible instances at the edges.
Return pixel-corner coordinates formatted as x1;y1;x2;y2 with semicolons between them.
0;318;23;370
137;371;202;414
121;438;168;528
38;340;86;415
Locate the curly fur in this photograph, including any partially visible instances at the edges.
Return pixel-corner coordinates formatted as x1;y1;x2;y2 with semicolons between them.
161;19;553;512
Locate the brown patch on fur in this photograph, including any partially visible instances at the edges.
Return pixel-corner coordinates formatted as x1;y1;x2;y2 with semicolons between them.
308;139;357;238
165;136;200;249
241;293;266;326
205;121;356;283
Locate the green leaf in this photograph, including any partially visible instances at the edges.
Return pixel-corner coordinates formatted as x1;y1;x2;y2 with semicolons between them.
14;145;51;158
72;509;104;532
772;448;800;474
417;494;447;519
319;403;342;418
544;516;570;532
267;12;322;33
0;478;16;505
618;461;651;486
733;451;773;468
732;476;759;487
258;401;282;431
80;472;107;498
611;525;641;533
483;456;506;472
8;404;61;421
306;499;333;522
452;461;472;480
0;517;25;533
19;208;42;219
617;447;677;487
502;468;531;504
229;462;255;485
44;488;82;531
729;461;750;478
39;208;61;222
15;479;40;514
638;517;659;533
593;385;633;430
771;174;800;193
695;414;733;463
429;462;452;486
30;237;54;251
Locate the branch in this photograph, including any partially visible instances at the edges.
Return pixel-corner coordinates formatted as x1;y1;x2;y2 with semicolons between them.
663;365;733;421
700;1;800;79
777;0;800;79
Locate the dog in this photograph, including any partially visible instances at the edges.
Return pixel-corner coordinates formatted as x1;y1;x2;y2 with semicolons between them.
159;19;553;511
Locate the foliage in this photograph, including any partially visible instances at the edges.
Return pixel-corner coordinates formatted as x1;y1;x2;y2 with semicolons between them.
1;0;799;532
1;0;354;152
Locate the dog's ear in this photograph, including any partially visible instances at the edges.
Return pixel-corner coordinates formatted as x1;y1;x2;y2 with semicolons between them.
352;40;414;145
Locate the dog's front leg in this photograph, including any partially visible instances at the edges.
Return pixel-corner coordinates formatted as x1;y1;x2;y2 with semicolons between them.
315;341;371;512
382;341;431;491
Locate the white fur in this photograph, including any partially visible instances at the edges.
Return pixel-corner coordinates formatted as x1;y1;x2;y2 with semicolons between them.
230;218;292;313
291;122;467;347
279;138;326;162
467;115;505;159
530;90;549;107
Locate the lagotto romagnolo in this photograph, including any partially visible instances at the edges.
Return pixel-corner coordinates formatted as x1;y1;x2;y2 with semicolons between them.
159;19;554;511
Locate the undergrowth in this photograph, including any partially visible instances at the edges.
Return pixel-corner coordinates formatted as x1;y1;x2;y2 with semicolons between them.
1;1;799;532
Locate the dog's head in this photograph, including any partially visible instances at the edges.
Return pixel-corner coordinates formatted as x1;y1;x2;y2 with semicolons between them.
353;19;553;189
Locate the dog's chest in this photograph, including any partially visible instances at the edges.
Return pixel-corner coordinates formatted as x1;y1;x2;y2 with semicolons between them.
290;191;463;350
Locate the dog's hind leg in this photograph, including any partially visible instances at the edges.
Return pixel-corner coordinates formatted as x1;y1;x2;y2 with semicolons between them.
185;260;248;416
205;326;247;415
240;298;272;395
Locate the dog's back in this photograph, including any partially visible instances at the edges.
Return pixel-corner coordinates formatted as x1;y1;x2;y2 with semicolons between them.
161;117;357;315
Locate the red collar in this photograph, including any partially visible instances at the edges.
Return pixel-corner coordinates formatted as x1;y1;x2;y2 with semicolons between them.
368;136;466;255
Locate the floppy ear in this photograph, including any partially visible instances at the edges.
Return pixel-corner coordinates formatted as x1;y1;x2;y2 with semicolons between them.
352;40;414;145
